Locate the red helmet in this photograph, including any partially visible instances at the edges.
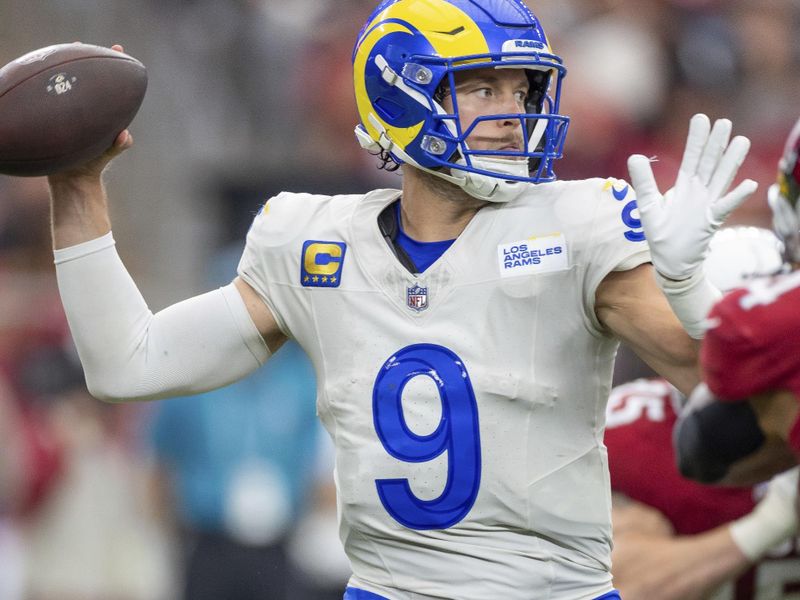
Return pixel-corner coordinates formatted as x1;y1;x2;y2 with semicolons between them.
768;117;800;263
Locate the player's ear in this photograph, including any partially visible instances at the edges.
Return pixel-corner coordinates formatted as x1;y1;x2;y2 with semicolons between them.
673;383;767;484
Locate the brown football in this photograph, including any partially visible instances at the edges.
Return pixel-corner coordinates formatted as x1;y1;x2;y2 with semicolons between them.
0;43;147;176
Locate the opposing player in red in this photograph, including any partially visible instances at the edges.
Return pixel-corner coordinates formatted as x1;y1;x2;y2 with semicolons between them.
606;227;800;600
674;117;800;488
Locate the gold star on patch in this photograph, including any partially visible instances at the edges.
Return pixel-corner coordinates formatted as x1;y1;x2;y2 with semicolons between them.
322;276;329;283
330;276;337;284
303;276;310;283
312;275;319;283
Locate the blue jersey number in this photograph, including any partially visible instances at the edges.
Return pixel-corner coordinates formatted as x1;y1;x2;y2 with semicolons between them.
612;183;646;242
372;344;481;530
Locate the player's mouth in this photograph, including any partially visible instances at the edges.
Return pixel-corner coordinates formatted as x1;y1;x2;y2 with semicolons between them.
468;135;526;156
494;137;525;152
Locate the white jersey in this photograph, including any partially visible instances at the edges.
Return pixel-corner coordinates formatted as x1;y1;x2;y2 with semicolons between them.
239;179;650;600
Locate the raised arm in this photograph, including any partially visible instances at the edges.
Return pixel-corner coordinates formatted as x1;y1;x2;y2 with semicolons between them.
48;127;285;402
627;114;756;340
598;115;758;394
596;263;700;395
612;469;799;600
610;492;746;600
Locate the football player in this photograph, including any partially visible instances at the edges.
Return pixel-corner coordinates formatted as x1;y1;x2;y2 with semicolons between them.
605;227;800;599
674;116;800;490
46;1;756;599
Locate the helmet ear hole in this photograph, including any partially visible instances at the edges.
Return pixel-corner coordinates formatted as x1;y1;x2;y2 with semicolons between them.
375;97;407;121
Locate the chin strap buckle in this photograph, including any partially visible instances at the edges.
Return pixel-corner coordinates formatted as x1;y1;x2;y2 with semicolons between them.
354;125;381;152
354;120;396;154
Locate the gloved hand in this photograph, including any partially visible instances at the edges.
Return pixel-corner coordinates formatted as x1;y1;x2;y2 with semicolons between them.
627;114;758;281
729;466;800;561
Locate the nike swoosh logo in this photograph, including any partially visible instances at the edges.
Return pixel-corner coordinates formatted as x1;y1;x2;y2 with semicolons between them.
433;26;465;35
612;185;629;201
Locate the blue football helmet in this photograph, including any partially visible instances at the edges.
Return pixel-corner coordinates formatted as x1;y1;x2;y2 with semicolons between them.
352;0;569;202
768;116;800;264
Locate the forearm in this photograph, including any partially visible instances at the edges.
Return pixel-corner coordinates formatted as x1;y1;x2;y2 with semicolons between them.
598;264;701;395
719;389;800;484
624;318;700;395
48;127;133;248
655;269;721;340
614;469;800;599
612;528;749;600
49;173;112;249
676;386;799;485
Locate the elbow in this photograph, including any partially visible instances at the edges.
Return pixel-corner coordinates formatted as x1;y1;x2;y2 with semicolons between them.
85;378;133;403
84;373;153;403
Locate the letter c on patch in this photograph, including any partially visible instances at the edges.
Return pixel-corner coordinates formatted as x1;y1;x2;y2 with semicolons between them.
305;243;344;275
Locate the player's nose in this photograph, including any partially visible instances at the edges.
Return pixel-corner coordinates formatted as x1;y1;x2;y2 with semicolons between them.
495;93;525;126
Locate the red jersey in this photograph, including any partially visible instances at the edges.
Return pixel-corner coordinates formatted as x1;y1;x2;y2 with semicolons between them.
606;378;754;533
605;378;800;598
702;271;800;453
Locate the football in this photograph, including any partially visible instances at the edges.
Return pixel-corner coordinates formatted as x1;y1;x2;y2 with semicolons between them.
0;43;147;176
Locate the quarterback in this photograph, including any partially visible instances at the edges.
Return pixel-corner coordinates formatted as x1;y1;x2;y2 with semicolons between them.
47;1;756;599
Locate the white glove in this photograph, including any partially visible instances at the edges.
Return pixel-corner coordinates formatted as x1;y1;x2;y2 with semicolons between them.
627;113;758;281
729;467;800;561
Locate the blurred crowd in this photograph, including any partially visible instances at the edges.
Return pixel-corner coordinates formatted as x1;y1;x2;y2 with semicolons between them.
0;0;799;598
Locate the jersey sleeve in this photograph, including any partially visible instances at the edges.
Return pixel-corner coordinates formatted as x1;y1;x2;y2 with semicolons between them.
237;192;320;337
580;178;652;330
702;272;800;402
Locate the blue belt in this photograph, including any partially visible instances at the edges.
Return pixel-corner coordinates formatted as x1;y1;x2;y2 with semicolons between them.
343;587;622;600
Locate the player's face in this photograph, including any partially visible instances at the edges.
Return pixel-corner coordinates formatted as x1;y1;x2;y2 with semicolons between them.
441;67;529;158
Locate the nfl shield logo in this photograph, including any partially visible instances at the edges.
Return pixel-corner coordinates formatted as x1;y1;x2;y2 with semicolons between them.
407;284;428;312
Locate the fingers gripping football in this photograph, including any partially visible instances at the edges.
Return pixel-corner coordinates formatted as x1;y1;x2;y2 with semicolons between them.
0;42;145;177
627;114;758;281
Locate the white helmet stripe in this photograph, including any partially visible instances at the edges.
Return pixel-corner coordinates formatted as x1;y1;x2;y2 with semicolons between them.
375;54;434;112
526;118;548;153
